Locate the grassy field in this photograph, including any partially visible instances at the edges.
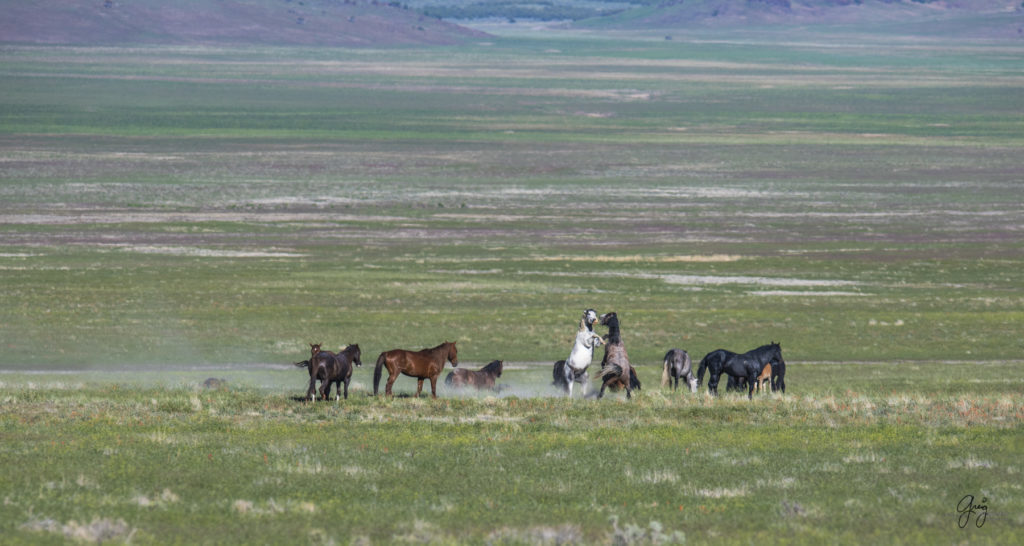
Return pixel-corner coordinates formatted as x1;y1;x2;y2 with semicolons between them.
1;363;1022;544
1;25;1022;543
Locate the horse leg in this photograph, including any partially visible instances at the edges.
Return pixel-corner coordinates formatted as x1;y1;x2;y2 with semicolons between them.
415;378;425;398
708;372;720;396
747;372;756;400
307;376;317;402
385;370;398;397
429;376;438;399
342;378;349;400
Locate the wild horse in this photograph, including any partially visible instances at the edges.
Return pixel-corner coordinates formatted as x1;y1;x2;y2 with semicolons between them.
302;344;362;401
592;312;640;399
661;348;697;393
373;341;459;398
697;342;786;399
445;360;503;390
552;309;602;397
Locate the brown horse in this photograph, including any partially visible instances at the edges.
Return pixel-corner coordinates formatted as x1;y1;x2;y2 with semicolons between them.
755;363;772;393
445;360;503;390
306;344;362;401
373;341;459;398
592;312;640;399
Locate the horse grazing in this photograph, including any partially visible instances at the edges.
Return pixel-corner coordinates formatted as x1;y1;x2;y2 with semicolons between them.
661;348;697;393
696;342;786;399
552;309;602;397
592;312;640;399
304;344;362;401
445;360;503;391
373;341;459;398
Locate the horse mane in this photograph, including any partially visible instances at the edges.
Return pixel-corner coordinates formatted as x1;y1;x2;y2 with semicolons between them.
481;360;503;375
603;313;622;345
423;341;453;352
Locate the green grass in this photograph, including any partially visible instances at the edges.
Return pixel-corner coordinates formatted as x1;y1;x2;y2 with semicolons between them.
1;362;1021;544
1;28;1022;544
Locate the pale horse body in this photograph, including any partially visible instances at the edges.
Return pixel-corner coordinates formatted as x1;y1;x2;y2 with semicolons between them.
561;309;603;397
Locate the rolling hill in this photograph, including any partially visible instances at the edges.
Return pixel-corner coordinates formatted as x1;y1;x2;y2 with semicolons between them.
576;0;1024;38
0;0;488;47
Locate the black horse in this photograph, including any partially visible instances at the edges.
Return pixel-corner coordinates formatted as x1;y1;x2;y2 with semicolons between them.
696;342;786;399
301;344;362;401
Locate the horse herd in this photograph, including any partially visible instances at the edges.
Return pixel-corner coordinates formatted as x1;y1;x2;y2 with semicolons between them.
294;309;787;402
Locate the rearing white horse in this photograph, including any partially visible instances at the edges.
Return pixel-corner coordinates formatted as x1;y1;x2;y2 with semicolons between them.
552;309;602;397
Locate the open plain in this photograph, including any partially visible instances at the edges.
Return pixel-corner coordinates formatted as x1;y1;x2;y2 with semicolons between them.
1;25;1022;543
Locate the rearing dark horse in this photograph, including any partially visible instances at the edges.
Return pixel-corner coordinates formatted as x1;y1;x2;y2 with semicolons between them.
697;342;786;399
592;312;640;399
373;341;459;399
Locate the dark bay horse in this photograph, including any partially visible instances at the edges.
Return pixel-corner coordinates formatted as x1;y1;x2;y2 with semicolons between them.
592;312;640;399
661;348;697;392
696;342;786;399
304;344;362;401
445;360;503;390
373;341;459;398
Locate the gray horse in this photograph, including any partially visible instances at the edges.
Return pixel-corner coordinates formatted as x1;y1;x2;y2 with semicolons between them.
661;348;697;393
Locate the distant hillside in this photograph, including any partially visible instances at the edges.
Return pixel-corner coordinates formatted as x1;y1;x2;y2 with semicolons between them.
580;0;1024;37
0;0;488;47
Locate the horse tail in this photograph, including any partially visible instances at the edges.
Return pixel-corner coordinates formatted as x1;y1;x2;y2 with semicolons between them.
294;360;310;368
552;360;566;386
697;354;710;387
373;353;386;396
661;352;671;387
630;367;642;391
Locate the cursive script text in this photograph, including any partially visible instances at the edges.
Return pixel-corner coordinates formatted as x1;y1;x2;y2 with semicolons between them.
957;494;988;529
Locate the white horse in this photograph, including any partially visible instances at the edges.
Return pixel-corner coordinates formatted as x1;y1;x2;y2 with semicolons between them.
552;309;602;397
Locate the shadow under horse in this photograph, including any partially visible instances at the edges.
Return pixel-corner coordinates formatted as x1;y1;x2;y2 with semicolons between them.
373;341;459;399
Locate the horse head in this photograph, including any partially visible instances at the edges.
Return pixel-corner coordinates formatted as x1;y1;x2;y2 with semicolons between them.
769;342;785;366
598;311;617;327
582;309;598;329
310;343;322;357
447;341;459;367
348;344;362;367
